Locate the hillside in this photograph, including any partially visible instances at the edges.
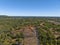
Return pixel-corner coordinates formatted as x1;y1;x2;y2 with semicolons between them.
0;16;60;45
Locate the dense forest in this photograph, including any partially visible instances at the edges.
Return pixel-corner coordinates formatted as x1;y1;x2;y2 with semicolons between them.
0;16;60;45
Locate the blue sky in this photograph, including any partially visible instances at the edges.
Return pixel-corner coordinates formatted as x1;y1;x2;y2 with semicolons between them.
0;0;60;16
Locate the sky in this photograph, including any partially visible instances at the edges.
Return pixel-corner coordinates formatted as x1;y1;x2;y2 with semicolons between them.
0;0;60;16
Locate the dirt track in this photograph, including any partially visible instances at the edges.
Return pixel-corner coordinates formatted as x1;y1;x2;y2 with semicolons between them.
23;27;39;45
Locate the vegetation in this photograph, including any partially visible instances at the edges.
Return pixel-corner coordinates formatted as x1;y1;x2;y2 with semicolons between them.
0;16;60;45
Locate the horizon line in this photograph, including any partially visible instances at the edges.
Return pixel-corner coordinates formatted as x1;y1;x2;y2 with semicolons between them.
0;15;60;17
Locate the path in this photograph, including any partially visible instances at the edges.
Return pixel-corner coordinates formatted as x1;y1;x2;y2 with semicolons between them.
23;26;39;45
